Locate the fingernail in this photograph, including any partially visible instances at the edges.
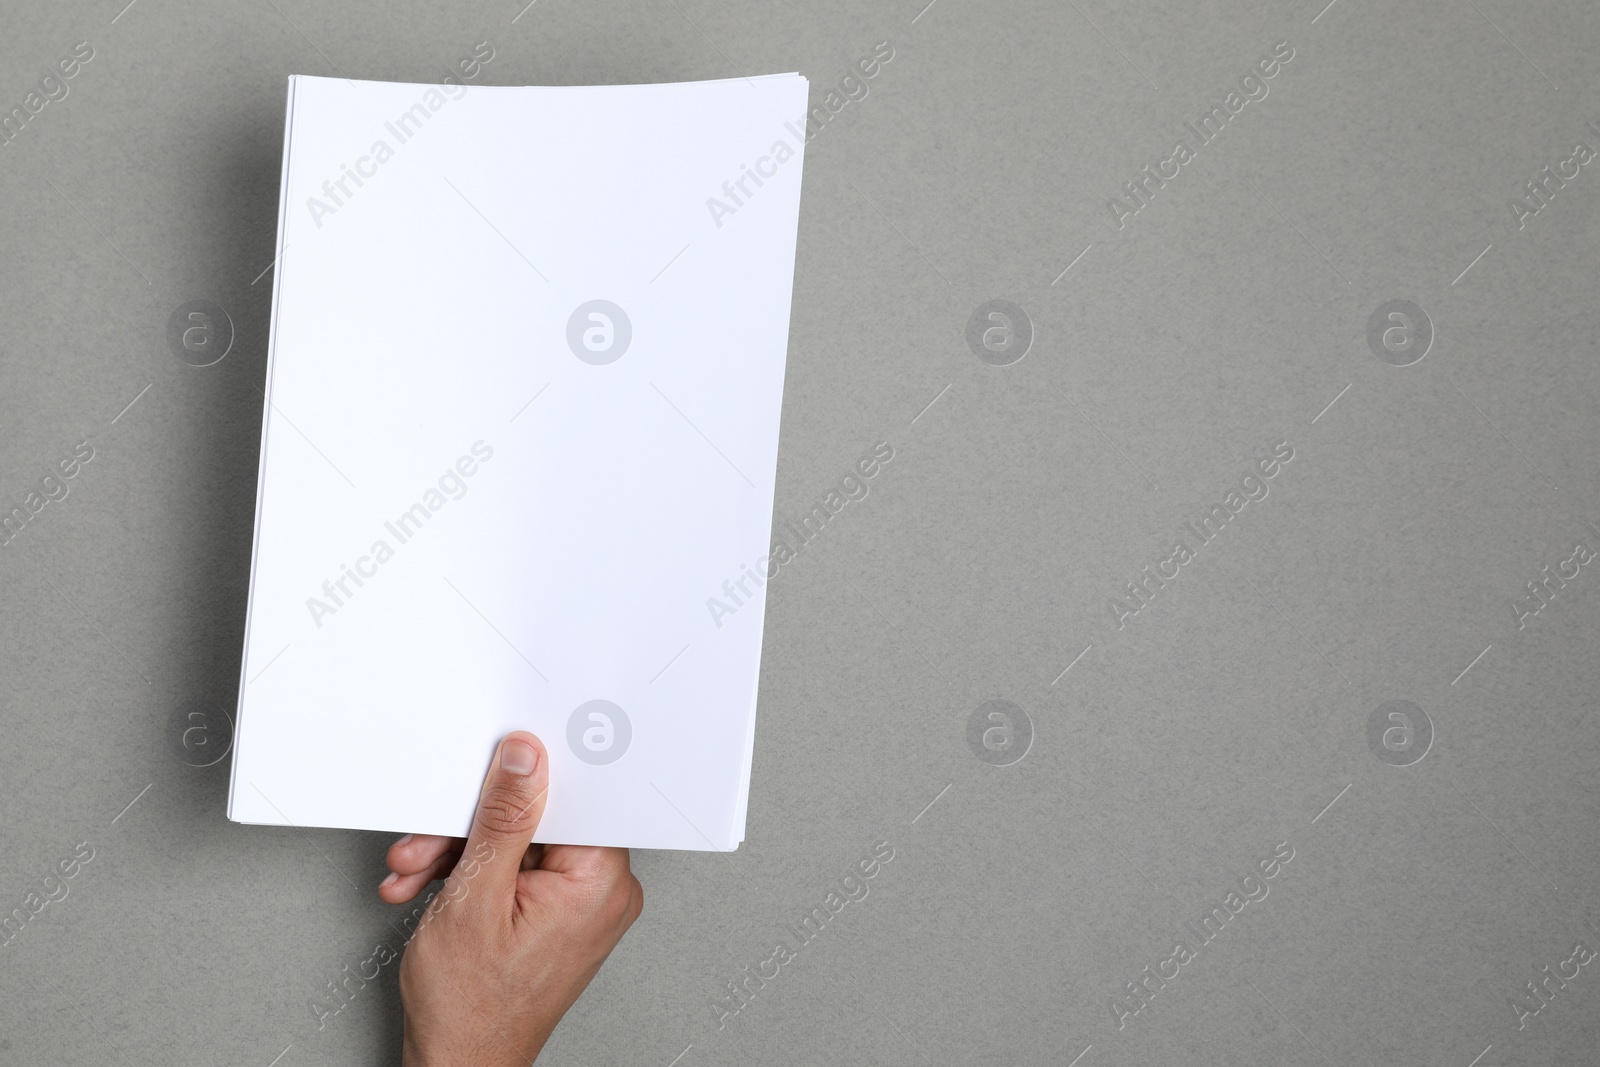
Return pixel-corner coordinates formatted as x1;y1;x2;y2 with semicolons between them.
501;738;539;776
396;833;413;847
380;871;399;889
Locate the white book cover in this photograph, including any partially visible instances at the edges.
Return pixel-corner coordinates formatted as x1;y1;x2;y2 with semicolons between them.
228;72;809;851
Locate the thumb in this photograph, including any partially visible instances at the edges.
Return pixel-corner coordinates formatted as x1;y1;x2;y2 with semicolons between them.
449;731;549;908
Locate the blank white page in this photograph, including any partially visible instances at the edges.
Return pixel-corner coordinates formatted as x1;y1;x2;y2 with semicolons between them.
229;72;808;851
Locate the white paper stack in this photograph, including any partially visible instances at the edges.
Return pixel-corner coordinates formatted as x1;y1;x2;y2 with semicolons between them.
228;72;809;851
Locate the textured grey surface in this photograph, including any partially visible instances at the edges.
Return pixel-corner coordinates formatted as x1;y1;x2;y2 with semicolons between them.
2;0;1599;1065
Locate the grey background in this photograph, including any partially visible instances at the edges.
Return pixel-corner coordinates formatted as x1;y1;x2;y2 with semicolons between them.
2;0;1598;1064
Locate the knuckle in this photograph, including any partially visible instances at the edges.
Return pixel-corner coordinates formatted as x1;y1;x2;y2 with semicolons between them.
602;877;642;928
475;783;534;836
566;877;632;928
598;891;631;927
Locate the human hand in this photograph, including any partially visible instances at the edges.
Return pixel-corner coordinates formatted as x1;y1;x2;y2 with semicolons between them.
379;731;643;1066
